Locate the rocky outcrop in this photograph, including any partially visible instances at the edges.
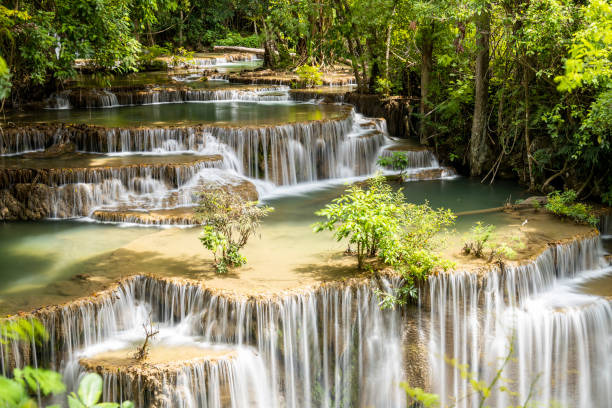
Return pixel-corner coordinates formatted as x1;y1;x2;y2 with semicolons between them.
345;93;417;139
0;183;52;220
228;69;356;86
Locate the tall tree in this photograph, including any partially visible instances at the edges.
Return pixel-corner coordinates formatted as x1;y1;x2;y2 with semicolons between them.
469;1;492;176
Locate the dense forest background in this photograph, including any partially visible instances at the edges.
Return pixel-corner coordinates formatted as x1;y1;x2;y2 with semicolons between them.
0;0;610;203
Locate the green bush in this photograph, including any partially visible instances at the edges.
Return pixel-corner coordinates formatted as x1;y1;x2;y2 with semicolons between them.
463;222;517;262
138;45;170;71
374;76;393;96
377;152;412;180
463;222;496;258
313;174;455;306
216;32;263;48
545;190;599;226
196;191;273;273
296;65;323;88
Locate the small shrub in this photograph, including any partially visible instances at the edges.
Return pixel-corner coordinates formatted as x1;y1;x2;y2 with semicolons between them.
464;222;520;262
374;76;393;96
377;152;412;180
545;190;598;226
296;65;323;88
314;174;455;306
463;222;495;258
138;45;170;70
169;47;195;68
196;191;273;273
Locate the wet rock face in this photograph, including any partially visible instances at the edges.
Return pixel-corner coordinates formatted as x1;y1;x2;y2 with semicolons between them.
0;184;51;220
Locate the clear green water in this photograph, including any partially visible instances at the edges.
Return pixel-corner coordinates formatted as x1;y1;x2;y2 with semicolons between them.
0;178;527;299
6;101;344;127
0;222;150;294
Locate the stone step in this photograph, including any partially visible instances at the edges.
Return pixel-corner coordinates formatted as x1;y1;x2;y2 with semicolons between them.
0;153;224;188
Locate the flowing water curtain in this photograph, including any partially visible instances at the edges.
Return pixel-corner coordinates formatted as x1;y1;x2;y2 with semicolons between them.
1;276;406;408
427;237;612;407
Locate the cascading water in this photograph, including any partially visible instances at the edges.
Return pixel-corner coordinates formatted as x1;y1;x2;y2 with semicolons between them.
1;275;405;408
45;87;290;109
167;54;260;69
427;236;612;408
1;105;451;220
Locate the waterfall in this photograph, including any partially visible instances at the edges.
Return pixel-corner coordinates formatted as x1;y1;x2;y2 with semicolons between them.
1;275;405;408
378;147;440;169
427;236;612;407
44;87;290;109
167;54;259;69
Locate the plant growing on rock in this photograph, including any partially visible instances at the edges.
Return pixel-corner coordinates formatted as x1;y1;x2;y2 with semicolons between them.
313;174;455;306
196;191;273;274
296;64;323;88
463;222;495;258
377;152;412;180
545;190;598;226
133;319;159;362
463;222;518;262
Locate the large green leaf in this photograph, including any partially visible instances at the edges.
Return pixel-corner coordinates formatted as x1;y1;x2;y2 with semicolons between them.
77;374;103;406
68;394;87;408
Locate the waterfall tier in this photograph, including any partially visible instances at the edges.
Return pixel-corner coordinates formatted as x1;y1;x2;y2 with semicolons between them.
46;86;290;109
166;53;260;69
427;235;612;407
0;112;393;187
1;274;406;408
0;154;224;188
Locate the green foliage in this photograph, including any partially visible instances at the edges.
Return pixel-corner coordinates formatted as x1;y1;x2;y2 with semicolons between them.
169;47;195;68
463;222;518;262
0;56;10;100
400;383;439;408
545;190;599;226
402;342;541;408
196;191;273;274
138;45;170;70
217;32;262;48
377;152;412;180
374;76;392;96
463;222;496;258
314;175;455;305
67;373;133;408
0;368;64;408
296;65;323;88
0;318;47;346
556;0;612;92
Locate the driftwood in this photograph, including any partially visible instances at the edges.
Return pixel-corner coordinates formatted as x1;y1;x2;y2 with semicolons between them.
212;46;264;56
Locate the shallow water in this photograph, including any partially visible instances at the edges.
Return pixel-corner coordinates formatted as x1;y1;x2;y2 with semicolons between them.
0;177;527;300
5;101;344;127
0;221;150;294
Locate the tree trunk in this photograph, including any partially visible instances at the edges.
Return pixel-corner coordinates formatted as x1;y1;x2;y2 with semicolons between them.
523;62;535;190
468;5;492;176
178;10;184;47
262;19;279;68
419;23;434;144
384;2;398;79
